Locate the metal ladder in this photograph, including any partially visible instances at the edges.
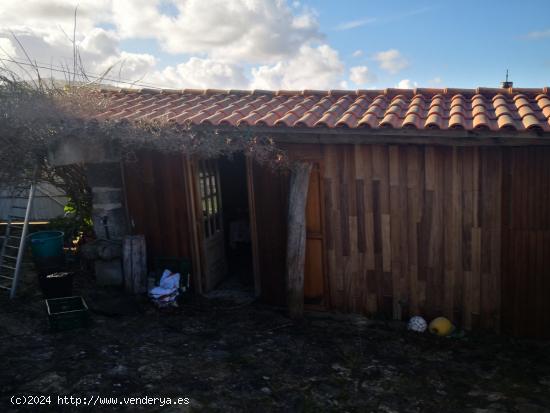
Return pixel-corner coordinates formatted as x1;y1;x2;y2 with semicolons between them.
0;183;36;298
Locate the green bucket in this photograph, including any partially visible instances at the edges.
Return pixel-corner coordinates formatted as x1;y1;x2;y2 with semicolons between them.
30;231;64;258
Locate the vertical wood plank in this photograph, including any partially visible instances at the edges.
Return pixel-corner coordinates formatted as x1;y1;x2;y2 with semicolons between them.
407;146;421;315
389;145;402;319
123;235;147;294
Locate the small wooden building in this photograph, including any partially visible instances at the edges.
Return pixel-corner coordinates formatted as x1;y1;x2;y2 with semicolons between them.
53;87;550;338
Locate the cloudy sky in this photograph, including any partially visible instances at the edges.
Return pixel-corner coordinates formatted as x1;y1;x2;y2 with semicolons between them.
1;0;549;90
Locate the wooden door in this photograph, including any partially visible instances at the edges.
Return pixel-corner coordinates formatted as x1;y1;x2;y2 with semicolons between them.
304;163;326;306
197;159;227;291
251;161;289;306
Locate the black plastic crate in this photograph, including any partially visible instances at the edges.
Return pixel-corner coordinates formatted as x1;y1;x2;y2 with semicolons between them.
45;296;90;331
34;255;66;277
39;272;74;299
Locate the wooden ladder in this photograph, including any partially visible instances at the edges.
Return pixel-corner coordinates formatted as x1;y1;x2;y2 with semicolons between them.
0;184;36;298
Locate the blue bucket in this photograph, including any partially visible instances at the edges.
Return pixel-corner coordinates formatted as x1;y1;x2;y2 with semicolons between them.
30;231;64;258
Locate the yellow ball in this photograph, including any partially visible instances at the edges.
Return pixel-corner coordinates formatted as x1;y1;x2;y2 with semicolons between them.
429;317;454;336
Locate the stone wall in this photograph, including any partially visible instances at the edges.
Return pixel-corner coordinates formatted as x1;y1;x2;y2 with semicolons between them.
48;140;132;287
85;162;129;240
84;162;129;286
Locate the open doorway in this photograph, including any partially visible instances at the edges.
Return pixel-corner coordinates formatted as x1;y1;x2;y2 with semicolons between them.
197;153;254;296
218;154;254;290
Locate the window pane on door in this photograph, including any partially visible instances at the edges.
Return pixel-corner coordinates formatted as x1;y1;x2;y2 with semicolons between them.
199;160;223;240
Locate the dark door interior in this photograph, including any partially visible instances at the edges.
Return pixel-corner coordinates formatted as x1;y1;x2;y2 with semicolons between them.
218;154;254;289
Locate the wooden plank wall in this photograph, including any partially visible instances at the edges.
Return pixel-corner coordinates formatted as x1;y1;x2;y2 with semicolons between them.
123;151;193;266
120;145;550;337
501;147;550;338
321;144;505;331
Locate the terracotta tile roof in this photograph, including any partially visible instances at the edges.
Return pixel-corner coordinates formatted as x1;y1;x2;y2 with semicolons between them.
97;87;550;133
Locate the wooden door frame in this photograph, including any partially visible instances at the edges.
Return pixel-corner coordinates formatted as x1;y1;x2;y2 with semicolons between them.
184;154;261;296
283;143;329;311
182;154;205;294
245;156;261;297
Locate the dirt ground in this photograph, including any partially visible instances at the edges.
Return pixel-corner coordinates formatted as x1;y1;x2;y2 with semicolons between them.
1;267;550;413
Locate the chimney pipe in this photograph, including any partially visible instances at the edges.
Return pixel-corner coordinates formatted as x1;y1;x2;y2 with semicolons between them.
501;69;513;88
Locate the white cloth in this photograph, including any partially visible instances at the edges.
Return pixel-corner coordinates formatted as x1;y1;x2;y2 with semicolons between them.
149;269;180;306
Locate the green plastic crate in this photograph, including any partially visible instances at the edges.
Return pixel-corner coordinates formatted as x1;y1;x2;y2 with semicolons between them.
46;296;90;331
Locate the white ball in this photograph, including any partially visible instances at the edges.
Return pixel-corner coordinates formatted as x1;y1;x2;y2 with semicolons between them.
408;316;427;332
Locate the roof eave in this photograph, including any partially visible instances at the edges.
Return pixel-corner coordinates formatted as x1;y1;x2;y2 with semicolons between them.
189;124;550;146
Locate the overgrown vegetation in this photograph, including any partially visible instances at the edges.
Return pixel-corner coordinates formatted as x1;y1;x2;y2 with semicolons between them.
0;26;287;238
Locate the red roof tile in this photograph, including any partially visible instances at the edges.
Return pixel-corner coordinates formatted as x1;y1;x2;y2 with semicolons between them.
97;87;550;134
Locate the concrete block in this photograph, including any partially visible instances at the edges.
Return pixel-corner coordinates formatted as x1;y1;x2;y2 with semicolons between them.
92;208;128;240
85;163;123;187
92;187;124;205
48;139;119;167
95;259;123;286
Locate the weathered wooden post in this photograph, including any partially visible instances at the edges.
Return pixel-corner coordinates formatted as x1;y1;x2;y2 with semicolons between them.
123;235;147;294
286;162;312;319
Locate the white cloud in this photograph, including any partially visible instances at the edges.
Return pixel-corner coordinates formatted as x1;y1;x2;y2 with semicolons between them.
396;79;417;89
374;49;408;74
428;76;442;86
0;37;17;58
352;49;363;58
97;52;158;82
0;27;156;84
349;66;376;85
150;57;248;89
524;29;550;39
0;1;323;64
110;0;322;63
251;44;344;90
0;0;352;90
0;1;112;34
79;28;119;57
334;17;376;31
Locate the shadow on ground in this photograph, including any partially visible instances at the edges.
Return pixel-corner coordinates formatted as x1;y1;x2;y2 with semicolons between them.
1;267;550;412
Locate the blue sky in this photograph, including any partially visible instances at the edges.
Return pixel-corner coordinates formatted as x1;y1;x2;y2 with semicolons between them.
1;0;549;90
309;0;550;88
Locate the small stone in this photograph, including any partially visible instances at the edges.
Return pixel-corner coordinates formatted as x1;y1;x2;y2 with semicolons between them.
138;361;173;382
514;403;547;413
261;387;271;394
331;363;349;372
262;376;270;380
107;364;128;376
24;372;67;394
487;392;503;402
488;403;507;412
